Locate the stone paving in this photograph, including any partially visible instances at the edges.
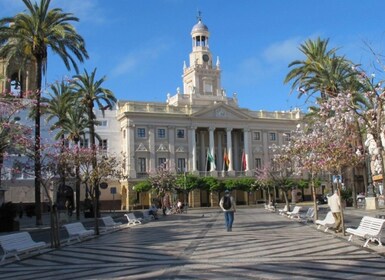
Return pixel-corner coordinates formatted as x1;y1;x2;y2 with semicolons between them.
1;207;385;279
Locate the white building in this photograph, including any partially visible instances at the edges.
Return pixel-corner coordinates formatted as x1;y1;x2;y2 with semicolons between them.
1;16;302;210
114;17;302;209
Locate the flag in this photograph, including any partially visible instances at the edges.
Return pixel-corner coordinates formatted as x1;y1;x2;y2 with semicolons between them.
223;148;230;169
241;150;247;171
207;148;216;169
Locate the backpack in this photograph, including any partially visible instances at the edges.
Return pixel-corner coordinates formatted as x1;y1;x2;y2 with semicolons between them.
223;196;232;210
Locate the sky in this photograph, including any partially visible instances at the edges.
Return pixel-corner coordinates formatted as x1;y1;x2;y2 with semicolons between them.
2;0;385;112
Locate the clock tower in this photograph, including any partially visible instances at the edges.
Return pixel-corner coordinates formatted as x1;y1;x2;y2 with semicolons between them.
182;14;223;99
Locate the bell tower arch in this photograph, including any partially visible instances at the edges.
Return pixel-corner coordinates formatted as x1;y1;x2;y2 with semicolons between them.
183;13;222;98
0;56;36;98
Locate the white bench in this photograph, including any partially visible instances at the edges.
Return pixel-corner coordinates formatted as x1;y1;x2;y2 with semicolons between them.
100;216;122;230
0;232;47;262
124;213;143;225
63;222;95;244
315;211;335;232
278;205;288;215
287;206;302;219
264;204;275;212
298;207;315;224
346;216;385;247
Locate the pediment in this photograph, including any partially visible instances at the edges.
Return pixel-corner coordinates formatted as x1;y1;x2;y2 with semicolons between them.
136;143;148;152
176;146;186;153
192;104;251;120
157;143;169;152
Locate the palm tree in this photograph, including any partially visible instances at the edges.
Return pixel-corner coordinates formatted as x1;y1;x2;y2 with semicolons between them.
61;105;90;220
285;38;380;208
42;80;77;247
45;79;76;170
0;0;88;225
72;68;116;234
284;37;354;100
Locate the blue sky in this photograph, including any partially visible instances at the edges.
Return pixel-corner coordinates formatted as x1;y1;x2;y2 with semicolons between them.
2;0;385;112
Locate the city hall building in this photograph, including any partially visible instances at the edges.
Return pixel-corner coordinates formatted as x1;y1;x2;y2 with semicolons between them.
1;17;302;210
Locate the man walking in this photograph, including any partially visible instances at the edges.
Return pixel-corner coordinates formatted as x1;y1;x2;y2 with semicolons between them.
219;190;236;231
328;189;342;233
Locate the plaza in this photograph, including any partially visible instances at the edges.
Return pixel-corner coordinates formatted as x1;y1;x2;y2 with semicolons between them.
2;2;385;279
1;206;385;279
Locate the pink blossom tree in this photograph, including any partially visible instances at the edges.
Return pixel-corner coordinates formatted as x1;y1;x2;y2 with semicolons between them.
0;93;33;203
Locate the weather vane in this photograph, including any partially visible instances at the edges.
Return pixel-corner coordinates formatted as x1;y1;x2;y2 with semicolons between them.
197;10;202;22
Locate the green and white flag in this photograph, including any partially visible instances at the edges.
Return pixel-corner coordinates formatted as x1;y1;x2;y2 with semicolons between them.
207;148;216;169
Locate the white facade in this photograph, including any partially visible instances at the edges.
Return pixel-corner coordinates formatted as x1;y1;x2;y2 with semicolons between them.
1;16;302;209
116;17;302;180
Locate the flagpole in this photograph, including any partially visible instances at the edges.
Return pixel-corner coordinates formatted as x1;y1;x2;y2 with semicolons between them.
222;148;225;172
205;148;208;173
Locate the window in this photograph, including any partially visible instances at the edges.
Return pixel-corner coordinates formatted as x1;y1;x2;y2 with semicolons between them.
80;138;89;148
204;82;213;93
158;157;167;167
177;158;186;172
97;120;108;127
157;128;166;139
269;132;276;141
253;131;261;141
284;133;291;142
177;129;185;139
100;139;108;151
137;158;146;173
137;128;146;138
255;158;262;169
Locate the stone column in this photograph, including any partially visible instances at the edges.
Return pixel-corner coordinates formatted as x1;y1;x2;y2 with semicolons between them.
127;122;136;178
168;126;175;170
188;126;197;172
233;132;239;170
217;131;223;172
209;127;216;171
148;126;155;172
200;131;206;171
226;128;233;172
243;129;251;172
262;130;269;168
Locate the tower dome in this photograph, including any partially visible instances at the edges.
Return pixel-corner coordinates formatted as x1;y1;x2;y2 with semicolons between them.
191;19;209;33
191;12;210;39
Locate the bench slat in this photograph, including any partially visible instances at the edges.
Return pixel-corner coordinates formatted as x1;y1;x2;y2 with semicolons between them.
63;222;94;244
0;232;46;262
346;216;385;247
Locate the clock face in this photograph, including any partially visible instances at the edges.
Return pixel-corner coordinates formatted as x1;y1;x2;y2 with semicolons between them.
202;54;209;62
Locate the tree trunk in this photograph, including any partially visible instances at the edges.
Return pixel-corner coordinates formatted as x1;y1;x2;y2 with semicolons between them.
283;190;289;211
87;102;99;235
0;153;3;204
311;173;318;221
262;189;267;204
34;57;43;226
352;168;357;208
41;181;60;248
75;164;81;220
336;179;345;235
74;142;81;220
50;205;60;248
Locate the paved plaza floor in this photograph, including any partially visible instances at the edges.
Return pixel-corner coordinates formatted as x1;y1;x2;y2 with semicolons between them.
1;207;385;279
